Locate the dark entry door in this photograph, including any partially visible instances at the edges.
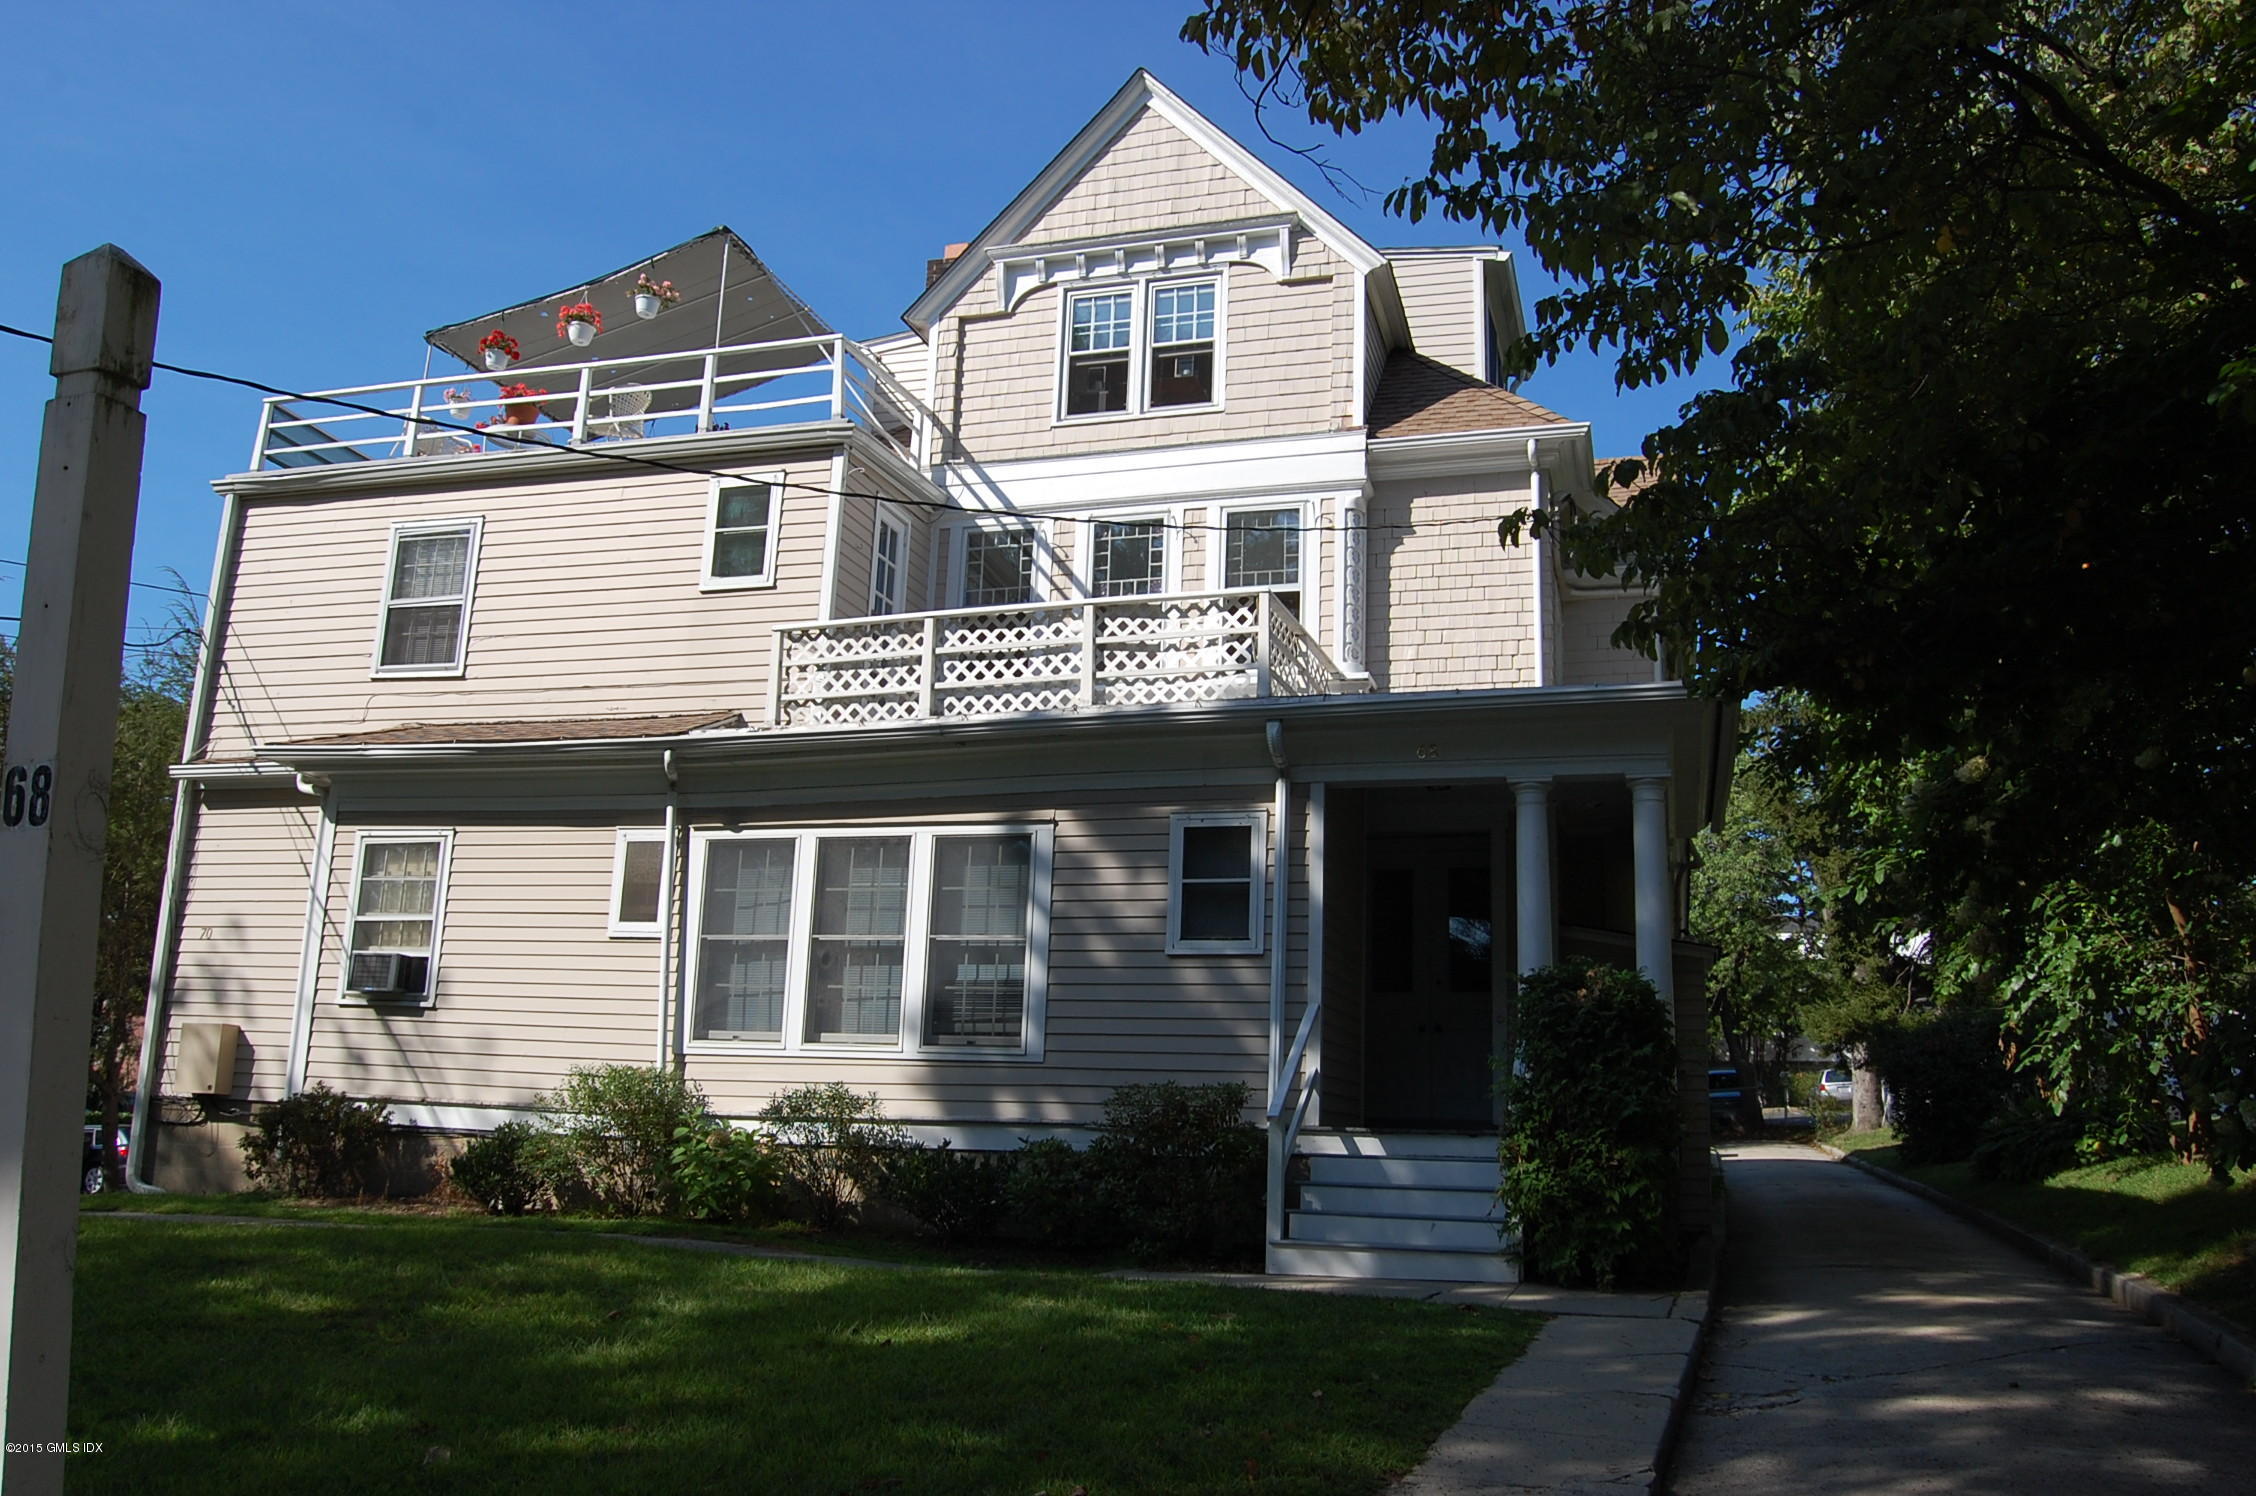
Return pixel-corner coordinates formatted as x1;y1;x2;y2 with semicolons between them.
1363;835;1496;1128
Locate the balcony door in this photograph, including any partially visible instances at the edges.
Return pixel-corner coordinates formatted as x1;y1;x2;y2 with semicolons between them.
1363;835;1496;1129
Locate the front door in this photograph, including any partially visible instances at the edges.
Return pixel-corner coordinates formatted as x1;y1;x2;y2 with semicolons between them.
1363;835;1496;1128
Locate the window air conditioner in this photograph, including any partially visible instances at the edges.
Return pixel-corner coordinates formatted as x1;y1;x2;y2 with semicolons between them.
348;952;409;995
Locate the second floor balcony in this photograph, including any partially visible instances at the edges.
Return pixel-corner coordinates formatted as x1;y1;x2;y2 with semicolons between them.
769;589;1367;729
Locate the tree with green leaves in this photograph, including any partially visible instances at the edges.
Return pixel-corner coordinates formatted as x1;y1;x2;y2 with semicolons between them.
1188;0;2256;1174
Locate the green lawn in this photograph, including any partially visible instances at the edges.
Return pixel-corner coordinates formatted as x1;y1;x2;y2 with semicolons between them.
1832;1131;2256;1335
66;1214;1539;1495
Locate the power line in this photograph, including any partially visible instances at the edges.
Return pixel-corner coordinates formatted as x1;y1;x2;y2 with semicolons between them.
0;321;1550;538
0;558;205;599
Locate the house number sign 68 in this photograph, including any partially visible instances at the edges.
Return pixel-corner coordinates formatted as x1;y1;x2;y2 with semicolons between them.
2;763;55;829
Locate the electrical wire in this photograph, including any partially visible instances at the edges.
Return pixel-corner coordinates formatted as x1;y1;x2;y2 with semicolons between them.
0;321;1552;538
0;557;205;599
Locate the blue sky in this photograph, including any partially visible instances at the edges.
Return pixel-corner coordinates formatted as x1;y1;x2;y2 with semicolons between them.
0;0;1721;651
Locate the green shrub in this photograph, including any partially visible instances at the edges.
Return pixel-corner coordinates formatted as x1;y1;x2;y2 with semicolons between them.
239;1084;392;1198
877;1142;1015;1244
1084;1081;1264;1266
1497;963;1678;1289
449;1121;548;1214
668;1122;782;1224
546;1064;711;1217
1971;1096;2083;1183
1872;1007;2013;1165
1002;1137;1109;1251
756;1082;913;1227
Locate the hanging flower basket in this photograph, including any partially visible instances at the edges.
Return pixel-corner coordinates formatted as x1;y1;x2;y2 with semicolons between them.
495;382;549;426
557;301;602;348
479;329;521;372
631;273;681;321
442;387;473;420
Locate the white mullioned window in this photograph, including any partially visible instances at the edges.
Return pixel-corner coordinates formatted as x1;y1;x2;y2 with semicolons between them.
340;830;454;1002
1213;502;1308;619
373;518;481;677
703;475;781;590
957;524;1040;608
1058;277;1222;420
1167;812;1267;955
608;829;667;938
1088;517;1168;597
685;824;1052;1059
869;511;907;616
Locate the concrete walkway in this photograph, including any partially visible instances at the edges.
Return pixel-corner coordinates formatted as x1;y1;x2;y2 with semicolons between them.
1671;1142;2256;1495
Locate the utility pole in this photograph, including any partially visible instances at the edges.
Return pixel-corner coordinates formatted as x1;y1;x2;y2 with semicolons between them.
0;246;160;1495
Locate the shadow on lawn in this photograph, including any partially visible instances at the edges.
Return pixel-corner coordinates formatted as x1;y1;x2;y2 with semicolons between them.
68;1218;1535;1496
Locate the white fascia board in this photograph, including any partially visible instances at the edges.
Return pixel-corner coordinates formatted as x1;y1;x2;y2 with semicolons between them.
905;70;1385;334
170;759;300;783
1368;424;1592;481
941;430;1367;511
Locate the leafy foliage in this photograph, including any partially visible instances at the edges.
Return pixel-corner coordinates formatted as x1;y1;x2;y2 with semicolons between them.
1871;1007;2015;1165
874;1142;1016;1245
1000;1137;1111;1252
1497;964;1679;1287
1187;0;2256;1176
544;1064;711;1217
449;1121;548;1215
1971;1096;2085;1184
1082;1081;1265;1266
756;1082;913;1228
667;1122;782;1224
239;1084;392;1197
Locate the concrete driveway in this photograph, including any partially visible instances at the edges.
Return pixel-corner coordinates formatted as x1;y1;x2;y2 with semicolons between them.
1669;1142;2256;1494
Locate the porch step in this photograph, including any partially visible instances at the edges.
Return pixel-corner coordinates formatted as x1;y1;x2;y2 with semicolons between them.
1304;1154;1500;1190
1298;1183;1502;1220
1287;1210;1509;1250
1295;1129;1499;1160
1266;1240;1520;1284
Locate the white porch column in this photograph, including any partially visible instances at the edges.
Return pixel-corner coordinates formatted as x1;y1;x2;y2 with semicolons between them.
1629;776;1674;1003
1512;778;1554;973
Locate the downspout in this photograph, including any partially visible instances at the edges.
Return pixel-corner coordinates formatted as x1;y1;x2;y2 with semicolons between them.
655;749;681;1068
126;491;244;1191
1265;720;1290;1106
1526;440;1549;687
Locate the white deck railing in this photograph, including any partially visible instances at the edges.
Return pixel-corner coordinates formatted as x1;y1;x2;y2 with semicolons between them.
769;589;1365;728
251;334;937;472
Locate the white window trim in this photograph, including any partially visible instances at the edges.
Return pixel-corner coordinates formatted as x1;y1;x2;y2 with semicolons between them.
336;828;455;1007
869;509;908;616
608;828;667;939
369;517;482;680
1166;811;1269;956
1078;511;1176;599
1053;273;1227;426
700;471;785;592
682;823;1054;1062
1206;499;1317;624
941;516;1055;609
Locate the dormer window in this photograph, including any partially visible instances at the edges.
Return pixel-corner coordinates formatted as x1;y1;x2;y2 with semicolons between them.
1059;278;1221;421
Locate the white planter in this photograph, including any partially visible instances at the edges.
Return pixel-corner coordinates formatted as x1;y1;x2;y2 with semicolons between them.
482;347;512;372
445;402;470;421
634;294;664;320
566;320;597;348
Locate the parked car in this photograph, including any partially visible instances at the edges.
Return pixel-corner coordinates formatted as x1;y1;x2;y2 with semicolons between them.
1707;1068;1747;1131
1817;1067;1854;1104
81;1125;129;1194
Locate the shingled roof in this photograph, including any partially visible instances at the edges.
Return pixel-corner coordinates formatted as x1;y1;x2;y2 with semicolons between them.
1368;351;1576;439
273;709;746;749
1595;457;1662;509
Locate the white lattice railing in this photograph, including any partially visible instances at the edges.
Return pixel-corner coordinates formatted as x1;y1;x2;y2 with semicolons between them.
769;589;1365;728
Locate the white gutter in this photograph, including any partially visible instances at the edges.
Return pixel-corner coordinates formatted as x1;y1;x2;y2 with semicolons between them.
1265;720;1290;1107
1528;443;1549;687
127;492;243;1190
656;750;680;1067
283;784;339;1095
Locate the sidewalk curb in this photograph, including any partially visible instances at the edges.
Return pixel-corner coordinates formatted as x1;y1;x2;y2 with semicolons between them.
1815;1142;2256;1386
1653;1156;1726;1493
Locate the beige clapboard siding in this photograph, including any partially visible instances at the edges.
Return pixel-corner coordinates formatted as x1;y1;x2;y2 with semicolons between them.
1034;106;1277;243
1366;471;1539;691
202;455;841;757
861;333;928;403
1391;255;1483;378
1560;593;1658;685
162;789;322;1100
280;786;1303;1127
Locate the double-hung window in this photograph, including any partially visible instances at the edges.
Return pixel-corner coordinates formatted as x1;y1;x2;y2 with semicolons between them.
374;519;480;676
1221;506;1303;617
1168;813;1267;955
958;525;1038;608
687;826;1051;1057
704;477;778;589
1060;278;1220;419
1089;518;1167;597
869;512;906;616
342;831;453;1001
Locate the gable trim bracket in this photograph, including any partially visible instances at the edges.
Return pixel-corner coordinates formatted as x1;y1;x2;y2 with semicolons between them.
992;215;1299;312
